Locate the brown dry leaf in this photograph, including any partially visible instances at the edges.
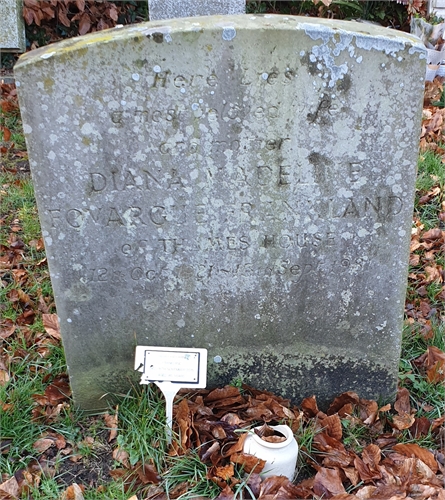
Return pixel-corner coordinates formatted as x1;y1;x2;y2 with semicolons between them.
261;435;286;443
112;447;130;469
211;424;227;440
0;476;19;499
330;495;359;500
425;265;443;283
175;398;191;450
258;475;293;497
411;417;432;438
61;483;85;500
426;346;445;383
215;484;234;500
2;126;11;141
322;447;355;469
342;467;360;486
135;463;161;484
230;452;265;474
221;432;247;458
205;386;241;402
392;413;415;430
78;12;91;36
313;467;346;497
32;438;54;453
43;375;71;404
214;464;234;481
0;319;15;340
300;395;319;417
318;413;343;440
327;391;360;417
358;398;378;424
394;387;411;415
201;441;220;462
0;369;10;386
57;4;71;27
421;228;443;242
103;411;118;441
392;443;438;473
354;455;382;482
313;431;345;453
362;444;381;468
221;412;243;426
42;314;61;339
17;289;32;306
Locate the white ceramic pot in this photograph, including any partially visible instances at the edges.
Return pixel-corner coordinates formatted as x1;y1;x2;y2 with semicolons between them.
243;424;298;480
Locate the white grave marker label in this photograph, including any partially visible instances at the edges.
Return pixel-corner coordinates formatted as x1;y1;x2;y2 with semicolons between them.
135;346;207;441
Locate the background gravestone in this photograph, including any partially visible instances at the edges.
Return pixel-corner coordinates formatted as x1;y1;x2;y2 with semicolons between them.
148;0;245;20
15;15;425;409
0;0;26;52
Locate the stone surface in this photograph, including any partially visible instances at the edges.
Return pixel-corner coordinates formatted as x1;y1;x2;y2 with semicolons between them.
0;0;26;52
148;0;245;20
15;15;426;409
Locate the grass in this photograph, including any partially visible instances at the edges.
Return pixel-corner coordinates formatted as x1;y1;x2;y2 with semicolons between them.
114;385;169;471
399;322;445;420
415;150;445;229
163;451;222;499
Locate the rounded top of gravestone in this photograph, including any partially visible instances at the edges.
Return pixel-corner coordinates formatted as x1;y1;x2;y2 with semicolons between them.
15;14;425;70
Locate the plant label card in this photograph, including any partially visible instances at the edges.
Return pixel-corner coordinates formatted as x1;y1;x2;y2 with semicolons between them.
135;346;208;442
134;346;207;387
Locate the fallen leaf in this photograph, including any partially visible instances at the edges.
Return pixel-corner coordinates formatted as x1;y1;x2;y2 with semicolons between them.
201;441;220;462
0;319;15;339
258;475;294;497
362;444;381;468
103;411;118;441
313;467;346;497
42;314;61;339
230;452;265;474
136;462;161;484
112;448;130;469
394;387;411;415
392;443;438;473
43;375;71;404
78;12;91;35
206;386;241;402
32;438;54;453
0;476;19;498
215;484;234;500
214;464;234;481
391;413;415;430
0;369;10;386
318;413;343;440
61;483;85;500
300;395;319;417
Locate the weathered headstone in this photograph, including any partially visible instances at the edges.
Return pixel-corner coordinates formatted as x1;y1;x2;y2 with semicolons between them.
15;15;425;410
0;0;26;52
148;0;245;20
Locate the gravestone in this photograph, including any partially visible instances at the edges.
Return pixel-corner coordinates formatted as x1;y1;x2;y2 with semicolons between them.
15;15;425;410
0;0;26;52
148;0;245;20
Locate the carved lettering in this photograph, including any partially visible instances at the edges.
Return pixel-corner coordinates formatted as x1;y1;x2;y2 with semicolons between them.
279;165;291;186
48;209;61;227
158;238;184;254
152;70;170;88
66;209;84;228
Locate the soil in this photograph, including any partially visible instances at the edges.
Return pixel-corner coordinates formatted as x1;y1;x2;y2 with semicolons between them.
55;429;115;488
